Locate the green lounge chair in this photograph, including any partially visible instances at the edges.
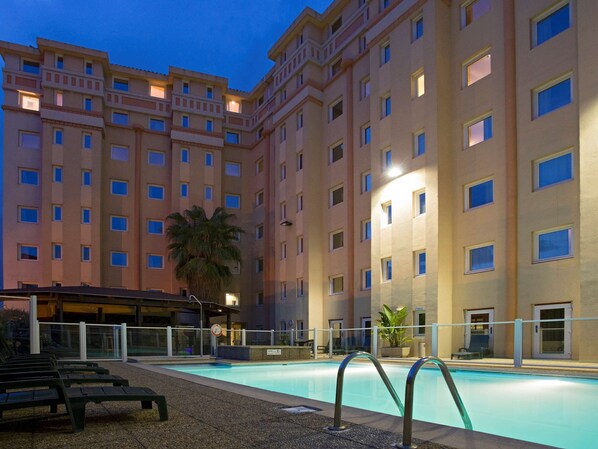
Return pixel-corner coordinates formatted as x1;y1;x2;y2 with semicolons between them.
451;334;490;360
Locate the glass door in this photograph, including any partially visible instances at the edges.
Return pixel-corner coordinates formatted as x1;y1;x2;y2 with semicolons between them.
533;303;572;359
329;319;343;352
361;317;371;351
465;309;494;353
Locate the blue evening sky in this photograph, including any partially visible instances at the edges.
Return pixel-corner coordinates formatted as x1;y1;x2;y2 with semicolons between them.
0;0;332;286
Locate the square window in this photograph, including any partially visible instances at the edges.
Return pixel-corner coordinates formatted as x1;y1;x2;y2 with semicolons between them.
113;112;129;125
227;99;241;113
81;246;91;262
381;42;390;65
414;311;426;335
382;257;392;281
19;206;38;223
381;95;391;118
181;183;189;197
111;180;128;196
150;85;165;98
147;220;164;235
466;115;492;147
412;16;424;41
52;243;62;260
52;204;62;221
382;202;392;225
149;118;165;131
467;243;494;273
466;179;493;209
362;172;372;193
330;275;344;294
84;97;92;111
53;166;63;183
81;208;91;224
362;125;371;145
204;185;213;200
330;142;344;163
22;60;40;74
413;71;425;97
256;224;264;240
206;119;213;132
181;148;189;163
113;78;129;91
111;216;128;232
535;151;573;190
148;150;165;166
465;53;491;86
330;186;344;207
226;132;240;144
535;77;572;118
362;269;372;290
54;129;63;145
182;115;189;128
19;244;38;261
362;219;372;241
415;250;426;276
414;131;425;156
535;226;572;262
20;169;39;185
225;162;241;176
111;145;129;161
330;230;344;251
147;254;164;269
330;99;343;121
534;3;570;47
415;190;426;215
83;133;92;149
82;170;91;186
19;131;40;149
111;251;128;267
462;0;491;27
225;194;240;209
205;152;214;166
148;185;165;200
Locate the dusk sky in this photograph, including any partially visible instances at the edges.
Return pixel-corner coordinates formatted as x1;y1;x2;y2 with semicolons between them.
0;0;333;285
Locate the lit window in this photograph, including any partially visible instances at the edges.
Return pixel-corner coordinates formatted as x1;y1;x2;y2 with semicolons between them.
113;112;129;125
181;148;189;163
362;269;372;290
415;250;426;276
19;244;38;261
466;178;493;210
535;151;573;190
55;91;63;107
81;170;91;186
206;86;214;99
296;152;303;171
226;132;240;144
330;185;344;207
110;216;128;232
85;61;93;75
52;205;62;221
534;226;573;262
20;93;39;111
81;246;91;262
54;129;63;145
466;243;494;273
535;77;572;118
204;185;213;200
205;152;213;166
111;252;128;267
297;235;304;254
415;190;426;215
382;257;392;282
83;133;92;149
362;124;371;145
180;183;189;197
361;77;371;99
362;172;372;193
19;169;39;185
53;166;62;183
414;131;425;157
148;150;165;166
381;42;390;65
206;119;213;132
182;81;189;94
533;3;570;47
150;85;165;99
330;230;344;251
84;97;92;111
182;115;189;128
113;78;128;91
462;0;491;28
52;243;62;261
111;180;128;196
227;100;240;113
412;15;423;41
19;207;38;223
381;95;391;118
466;115;492;147
225;162;241;177
147;254;164;269
19;131;40;149
465;52;491;86
330;275;344;294
256;224;264;240
255;190;264;207
148;185;165;200
81;208;91;224
362;219;372;241
149;118;165;131
414;311;426;335
147;220;164;235
111;145;129;161
382;202;392;225
330;142;343;163
330;98;343;121
413;71;425;97
225;194;240;209
22;60;40;74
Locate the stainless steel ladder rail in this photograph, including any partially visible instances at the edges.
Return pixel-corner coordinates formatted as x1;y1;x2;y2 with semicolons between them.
328;351;404;431
399;356;473;449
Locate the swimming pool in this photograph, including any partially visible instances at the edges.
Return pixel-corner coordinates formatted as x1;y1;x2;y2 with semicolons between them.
165;361;598;448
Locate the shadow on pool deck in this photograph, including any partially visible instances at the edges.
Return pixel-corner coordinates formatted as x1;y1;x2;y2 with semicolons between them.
0;361;554;449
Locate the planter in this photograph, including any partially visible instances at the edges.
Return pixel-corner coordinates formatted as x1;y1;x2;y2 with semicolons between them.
380;346;411;358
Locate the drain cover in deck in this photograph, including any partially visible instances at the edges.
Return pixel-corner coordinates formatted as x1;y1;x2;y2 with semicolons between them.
280;405;321;414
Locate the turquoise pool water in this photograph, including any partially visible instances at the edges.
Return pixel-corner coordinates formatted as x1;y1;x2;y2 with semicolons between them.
165;361;598;448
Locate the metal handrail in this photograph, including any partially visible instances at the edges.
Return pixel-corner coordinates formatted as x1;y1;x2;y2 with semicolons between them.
328;351;404;431
399;356;472;449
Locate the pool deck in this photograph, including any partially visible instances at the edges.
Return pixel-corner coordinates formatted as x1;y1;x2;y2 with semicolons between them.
0;359;557;449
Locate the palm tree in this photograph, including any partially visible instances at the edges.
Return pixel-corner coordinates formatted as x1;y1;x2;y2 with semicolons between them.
166;206;244;302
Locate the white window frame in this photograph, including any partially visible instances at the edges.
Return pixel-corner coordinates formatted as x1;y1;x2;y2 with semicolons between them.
414;189;426;216
110;215;128;232
330;230;344;251
225;194;241;209
532;73;572;119
533;148;574;191
382;202;392;226
362;268;372;290
329;97;343;122
464;113;492;148
412;69;425;98
465;177;494;211
329;275;344;295
147;254;165;269
463;49;492;87
414;250;426;276
110;251;128;267
533;225;573;263
225;161;242;177
147;184;165;200
362;219;372;241
531;1;571;48
465;242;495;274
330;185;344;207
381;257;392;282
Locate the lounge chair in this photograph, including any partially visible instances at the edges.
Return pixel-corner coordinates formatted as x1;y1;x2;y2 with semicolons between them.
451;334;490;360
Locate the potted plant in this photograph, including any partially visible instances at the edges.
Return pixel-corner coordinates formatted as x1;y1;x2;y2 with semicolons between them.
377;305;412;357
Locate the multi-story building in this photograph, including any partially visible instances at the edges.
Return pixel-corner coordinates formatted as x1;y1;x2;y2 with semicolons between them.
2;0;597;361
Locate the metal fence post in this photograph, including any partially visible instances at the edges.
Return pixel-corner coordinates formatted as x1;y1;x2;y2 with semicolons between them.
29;295;39;354
372;325;379;358
121;323;128;362
241;328;247;346
514;319;523;368
79;322;87;361
270;329;275;346
329;328;333;358
166;326;173;357
431;323;438;357
313;328;318;360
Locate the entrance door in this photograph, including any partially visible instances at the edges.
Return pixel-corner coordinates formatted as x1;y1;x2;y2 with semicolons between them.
361;317;372;350
329;319;343;350
465;309;494;353
533;303;572;359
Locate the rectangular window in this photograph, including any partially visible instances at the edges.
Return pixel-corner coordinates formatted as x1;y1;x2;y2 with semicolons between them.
462;0;491;27
225;162;241;177
466;115;492;147
330;58;342;78
180;183;189;197
182;82;189;94
330;142;343;163
412;15;424;41
281;282;287;300
535;77;572;118
465;52;491;86
149;118;165;131
382;202;392;225
85;61;93;75
381;0;390;10
111;180;128;196
206;86;214;99
382;257;392;282
19;168;39;185
56;56;64;69
20;93;40;111
84;97;92;111
81;170;91;186
256;292;264;306
467;243;494;273
204;185;213;200
52;204;62;221
112;112;129;125
297;111;304;129
256;157;264;174
19;244;38;261
383;149;392;170
362;269;372;290
331;16;342;34
81;208;91;224
381;42;390;65
415;190;426;215
535;151;573;190
330;230;344;251
381;95;391;118
414;311;426;336
113;78;128;91
54;129;63;145
19;206;38;223
148;150;165;166
330;275;344;295
280;163;287;181
297;235;304;254
330;185;344;207
182;115;190;128
280;242;287;259
296;152;303;171
256;258;264;273
111;145;129;161
150;85;165;98
147;220;164;235
534;3;570;47
19;131;40;149
415;250;426;276
330;99;343;121
52;243;62;261
205;152;214;166
111;251;128;267
55;91;63;107
181;148;189;163
535;226;573;262
362;124;371;145
414;131;425;157
297;278;304;297
362;219;372;241
413;70;425;97
206;119;213;132
280;202;287;219
147;254;164;269
148;184;165;200
280;125;287;143
256;224;264;240
81;245;91;262
22;60;40;74
53;166;63;183
83;133;92;149
226;131;240;144
361;77;371;99
362;172;372;193
255;190;264;206
466;178;494;209
225;194;240;209
110;216;128;232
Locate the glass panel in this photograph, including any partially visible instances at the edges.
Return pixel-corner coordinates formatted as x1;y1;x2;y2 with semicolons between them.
469;180;493;208
538;153;572;188
539;308;565;354
537;4;570;46
465;0;491;26
172;328;210;355
86;325;122;359
467;54;491;85
127;327;168;357
538;79;571;117
39;323;80;358
470;245;494;271
538;229;570;260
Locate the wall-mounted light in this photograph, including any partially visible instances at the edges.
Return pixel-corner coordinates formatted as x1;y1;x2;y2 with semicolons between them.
386;167;402;178
280;220;293;226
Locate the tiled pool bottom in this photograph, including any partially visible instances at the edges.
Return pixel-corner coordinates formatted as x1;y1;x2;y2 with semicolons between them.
164;361;598;449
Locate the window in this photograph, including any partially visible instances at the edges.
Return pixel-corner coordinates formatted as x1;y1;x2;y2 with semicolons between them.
150;85;165;99
111;252;128;267
148;184;165;200
281;282;287;300
297;111;304;129
206;119;213;132
85;61;93;75
330;275;344;295
226;132;240;144
466;115;492;147
227;100;240;113
362;219;372;241
56;55;64;69
466;178;494;209
413;70;425;97
279;125;287;143
256;157;264;174
182;115;189;128
412;15;424;41
330;185;344;207
382;202;392;225
462;0;491;27
256;224;264;240
182;81;189;94
180;183;189;198
54;129;63;145
225;162;241;177
147;254;164;269
80;208;91;224
53;166;63;183
381;95;391;118
206;86;214;99
330;58;342;78
330;230;344;251
382;257;392;281
535;76;572;118
145;150;164;166
297;278;304;297
331;16;342;34
381;42;390;65
361;77;371;99
535;151;573;190
110;216;128;232
19;168;39;185
20;93;39;111
19;207;38;223
414;131;425;157
84;97;92;111
113;112;129;125
414;311;426;336
149;118;165;131
535;226;573;262
111;180;128;196
113;78;128;91
465;52;491;86
383;148;392;170
55;91;63;107
415;250;426;276
466;243;494;273
81;170;91;186
147;220;164;235
81;246;91;262
205;152;213;166
415;190;426;215
111;145;129;161
359;34;367;53
362;124;371;146
330;142;343;163
362;172;372;193
52;205;62;221
19;131;40;149
256;258;264;273
381;0;390;9
22;60;40;74
181;148;189;163
533;3;570;47
18;244;38;261
52;243;62;261
204;185;213;200
280;242;287;259
362;269;372;290
297;235;304;254
83;133;92;149
296;152;303;171
225;194;240;209
256;292;264;306
255;190;264;206
330;99;343;121
280;202;287;219
280;163;287;181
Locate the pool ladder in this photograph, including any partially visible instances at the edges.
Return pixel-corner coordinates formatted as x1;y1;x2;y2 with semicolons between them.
328;353;472;449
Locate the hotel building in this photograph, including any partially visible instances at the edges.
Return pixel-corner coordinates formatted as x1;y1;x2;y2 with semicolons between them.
2;0;598;360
